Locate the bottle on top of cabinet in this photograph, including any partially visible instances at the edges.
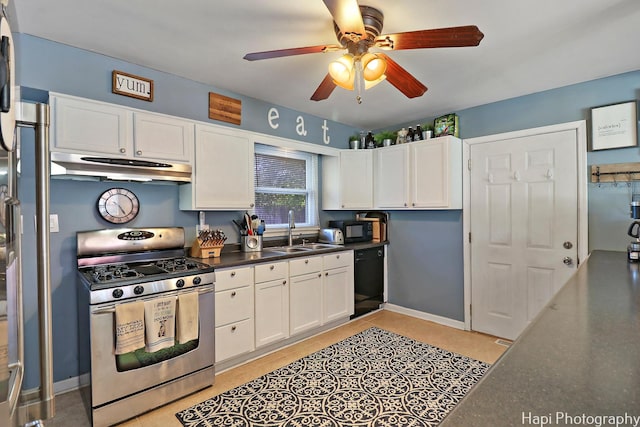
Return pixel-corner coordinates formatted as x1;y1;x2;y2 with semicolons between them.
414;125;423;141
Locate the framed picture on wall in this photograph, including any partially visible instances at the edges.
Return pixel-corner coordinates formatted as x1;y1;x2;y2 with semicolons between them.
590;100;638;151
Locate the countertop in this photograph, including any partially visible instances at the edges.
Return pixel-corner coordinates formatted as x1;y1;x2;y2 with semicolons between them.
195;241;387;269
441;250;640;426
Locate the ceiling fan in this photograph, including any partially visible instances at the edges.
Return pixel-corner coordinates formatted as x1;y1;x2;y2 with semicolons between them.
243;0;484;103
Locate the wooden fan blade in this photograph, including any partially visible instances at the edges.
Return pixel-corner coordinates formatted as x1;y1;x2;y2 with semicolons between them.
323;0;366;41
244;45;341;61
310;74;337;101
377;25;484;50
379;53;427;99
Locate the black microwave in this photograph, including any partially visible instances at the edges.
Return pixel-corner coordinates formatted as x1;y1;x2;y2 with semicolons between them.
328;220;373;243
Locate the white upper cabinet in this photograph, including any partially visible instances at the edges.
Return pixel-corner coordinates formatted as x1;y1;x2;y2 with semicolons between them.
374;144;410;208
179;124;255;210
373;136;462;209
51;94;132;156
133;112;193;162
50;93;192;163
322;149;373;210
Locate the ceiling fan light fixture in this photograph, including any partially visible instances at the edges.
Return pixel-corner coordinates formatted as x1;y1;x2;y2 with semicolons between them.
361;52;386;81
364;74;386;90
328;53;354;87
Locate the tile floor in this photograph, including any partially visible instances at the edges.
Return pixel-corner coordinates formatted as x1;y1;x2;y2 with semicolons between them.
48;310;507;426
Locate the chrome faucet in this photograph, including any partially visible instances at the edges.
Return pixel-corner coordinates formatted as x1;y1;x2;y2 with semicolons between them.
288;209;296;246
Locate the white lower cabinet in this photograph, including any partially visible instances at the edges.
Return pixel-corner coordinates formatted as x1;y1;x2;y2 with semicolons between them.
218;252;354;367
214;266;255;363
322;251;355;322
254;261;289;348
289;256;323;336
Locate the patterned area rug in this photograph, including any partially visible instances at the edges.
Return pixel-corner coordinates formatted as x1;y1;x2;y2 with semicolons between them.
175;327;490;427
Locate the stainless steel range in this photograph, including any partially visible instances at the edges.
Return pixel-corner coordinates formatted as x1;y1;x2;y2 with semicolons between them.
77;227;215;427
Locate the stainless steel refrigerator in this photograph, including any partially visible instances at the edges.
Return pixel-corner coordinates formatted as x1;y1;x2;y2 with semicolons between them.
0;4;54;425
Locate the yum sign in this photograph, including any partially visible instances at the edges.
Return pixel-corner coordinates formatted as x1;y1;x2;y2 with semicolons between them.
112;70;154;102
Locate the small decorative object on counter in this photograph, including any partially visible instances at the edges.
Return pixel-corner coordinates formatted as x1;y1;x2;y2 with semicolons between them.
349;133;360;149
365;131;375;149
396;128;408;144
422;123;434;139
191;228;227;258
414;125;423;141
434;113;459;137
406;127;414;142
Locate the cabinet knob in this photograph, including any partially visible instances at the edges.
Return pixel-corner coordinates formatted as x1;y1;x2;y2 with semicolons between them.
305;259;309;264
250;203;255;207
230;271;236;277
318;274;322;278
231;291;236;297
336;255;340;259
136;150;142;155
282;280;286;285
325;272;328;276
412;203;416;207
270;265;275;270
231;325;237;332
404;203;408;207
119;148;126;153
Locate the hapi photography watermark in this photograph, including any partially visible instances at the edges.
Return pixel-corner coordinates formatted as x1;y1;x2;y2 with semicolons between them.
522;412;640;427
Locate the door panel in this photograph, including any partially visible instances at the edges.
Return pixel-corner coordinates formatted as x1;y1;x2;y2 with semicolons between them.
471;129;578;340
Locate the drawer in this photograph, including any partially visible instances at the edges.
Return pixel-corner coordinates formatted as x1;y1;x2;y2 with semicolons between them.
323;250;353;270
255;261;288;283
289;255;322;277
215;318;254;362
215;285;252;326
215;266;253;292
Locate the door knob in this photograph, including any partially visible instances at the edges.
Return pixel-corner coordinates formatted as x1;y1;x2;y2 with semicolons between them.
563;241;573;249
563;256;573;265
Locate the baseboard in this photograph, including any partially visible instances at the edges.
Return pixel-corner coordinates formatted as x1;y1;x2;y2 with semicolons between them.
382;304;466;330
53;373;90;395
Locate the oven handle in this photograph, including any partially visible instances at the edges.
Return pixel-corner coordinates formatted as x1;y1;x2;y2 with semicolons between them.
92;286;214;315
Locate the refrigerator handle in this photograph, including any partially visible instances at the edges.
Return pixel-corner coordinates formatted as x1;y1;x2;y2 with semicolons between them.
5;197;23;415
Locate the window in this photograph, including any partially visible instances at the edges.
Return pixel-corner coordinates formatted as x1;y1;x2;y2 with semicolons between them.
254;144;318;231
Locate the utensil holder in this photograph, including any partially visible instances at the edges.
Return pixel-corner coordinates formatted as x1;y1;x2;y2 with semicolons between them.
241;235;262;252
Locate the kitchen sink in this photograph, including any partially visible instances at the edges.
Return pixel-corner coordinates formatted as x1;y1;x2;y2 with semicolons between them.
264;246;314;254
263;243;343;254
299;243;343;250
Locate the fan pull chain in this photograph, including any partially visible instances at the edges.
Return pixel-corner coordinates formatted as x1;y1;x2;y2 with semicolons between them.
354;59;364;104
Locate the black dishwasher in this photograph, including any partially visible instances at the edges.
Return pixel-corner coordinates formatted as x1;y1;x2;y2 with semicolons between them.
352;246;384;318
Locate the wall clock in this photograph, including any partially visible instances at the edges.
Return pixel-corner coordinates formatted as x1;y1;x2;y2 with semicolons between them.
97;188;140;224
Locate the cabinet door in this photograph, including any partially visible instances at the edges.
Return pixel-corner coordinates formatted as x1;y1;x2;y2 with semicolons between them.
51;94;131;156
411;139;453;208
187;124;255;210
374;145;410;208
133;112;193;162
323;266;354;323
290;272;323;335
339;150;373;209
255;278;289;347
215;319;254;362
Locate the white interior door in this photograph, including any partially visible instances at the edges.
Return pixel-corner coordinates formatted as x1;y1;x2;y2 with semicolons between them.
470;129;579;340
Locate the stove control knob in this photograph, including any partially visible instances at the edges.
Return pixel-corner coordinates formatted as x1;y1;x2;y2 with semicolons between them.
176;279;185;288
192;276;202;285
133;285;144;295
112;288;124;299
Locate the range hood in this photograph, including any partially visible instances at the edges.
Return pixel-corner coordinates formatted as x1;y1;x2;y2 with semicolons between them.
50;152;191;183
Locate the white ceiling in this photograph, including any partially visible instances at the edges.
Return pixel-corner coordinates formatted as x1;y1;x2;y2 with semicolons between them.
8;0;640;130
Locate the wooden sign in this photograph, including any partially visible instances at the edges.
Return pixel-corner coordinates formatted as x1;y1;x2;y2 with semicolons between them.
209;92;241;125
112;70;154;102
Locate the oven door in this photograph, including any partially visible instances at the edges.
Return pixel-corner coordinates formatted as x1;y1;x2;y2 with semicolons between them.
89;285;214;408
